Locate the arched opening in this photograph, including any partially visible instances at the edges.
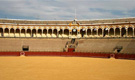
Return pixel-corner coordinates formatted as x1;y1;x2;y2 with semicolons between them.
21;29;25;37
72;29;77;38
15;29;20;37
87;29;91;37
32;29;36;37
115;28;120;37
37;29;42;37
98;28;102;37
64;29;69;37
103;28;108;37
10;28;14;37
0;28;3;37
43;29;47;37
26;29;31;37
128;27;133;37
80;29;86;37
4;28;9;37
109;28;114;37
48;29;52;37
92;28;97;36
121;27;126;37
58;29;63;37
52;29;57;37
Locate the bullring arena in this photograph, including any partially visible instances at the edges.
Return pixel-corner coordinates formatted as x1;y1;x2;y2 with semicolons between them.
0;18;135;59
1;18;135;80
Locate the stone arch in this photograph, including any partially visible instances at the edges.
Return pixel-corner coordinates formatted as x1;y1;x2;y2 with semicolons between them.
48;29;52;37
72;29;77;36
15;28;20;37
53;29;57;37
43;29;47;37
59;29;63;37
32;29;36;37
26;29;31;37
0;28;3;37
98;28;102;37
87;29;91;37
4;28;9;37
103;28;108;37
37;29;42;37
128;27;133;37
121;27;126;37
109;28;114;37
115;28;120;37
92;28;97;36
21;29;25;37
64;29;69;37
10;28;15;37
80;29;86;37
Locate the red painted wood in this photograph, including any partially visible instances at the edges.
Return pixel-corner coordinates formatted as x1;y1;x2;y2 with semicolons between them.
68;48;75;52
0;51;135;60
115;54;135;60
0;52;20;56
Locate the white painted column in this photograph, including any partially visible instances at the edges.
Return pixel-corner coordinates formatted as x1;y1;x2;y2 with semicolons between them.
114;28;116;37
126;28;128;37
25;29;27;37
8;28;10;37
85;29;87;38
36;29;38;37
132;28;134;37
3;28;5;37
51;29;53;38
91;29;93;37
46;29;48;37
14;28;16;37
102;29;104;37
41;29;43;37
96;29;98;37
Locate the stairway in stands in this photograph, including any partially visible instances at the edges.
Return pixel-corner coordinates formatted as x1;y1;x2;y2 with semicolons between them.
64;39;78;52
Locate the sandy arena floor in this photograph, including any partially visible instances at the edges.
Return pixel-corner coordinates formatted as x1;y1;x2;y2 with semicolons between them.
0;56;135;80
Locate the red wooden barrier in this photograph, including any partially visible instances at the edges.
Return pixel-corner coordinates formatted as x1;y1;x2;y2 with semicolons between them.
0;52;20;56
115;54;135;60
0;51;135;60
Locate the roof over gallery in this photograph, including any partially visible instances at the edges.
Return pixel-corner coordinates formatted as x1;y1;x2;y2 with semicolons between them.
0;17;135;25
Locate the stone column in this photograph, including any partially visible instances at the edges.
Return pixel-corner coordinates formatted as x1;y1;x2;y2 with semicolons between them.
126;28;128;37
114;28;116;37
30;29;32;37
96;29;98;37
20;29;21;37
3;28;5;37
46;29;48;37
77;30;80;38
36;29;38;37
25;29;27;37
8;28;10;37
133;28;134;37
41;29;43;37
91;29;93;37
62;29;64;38
85;29;87;38
14;28;16;37
108;29;109;37
120;28;122;37
57;29;59;38
51;29;54;38
108;28;110;37
102;29;104;37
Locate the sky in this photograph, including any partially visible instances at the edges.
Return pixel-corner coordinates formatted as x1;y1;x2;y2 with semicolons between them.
0;0;135;20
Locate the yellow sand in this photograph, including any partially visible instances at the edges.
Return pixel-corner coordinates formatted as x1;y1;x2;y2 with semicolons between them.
0;56;135;80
